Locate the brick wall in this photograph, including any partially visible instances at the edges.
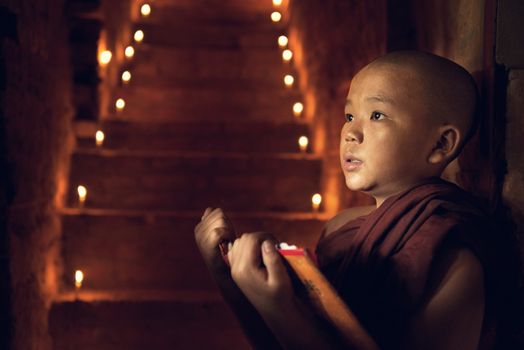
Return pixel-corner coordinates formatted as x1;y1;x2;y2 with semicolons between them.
0;0;75;349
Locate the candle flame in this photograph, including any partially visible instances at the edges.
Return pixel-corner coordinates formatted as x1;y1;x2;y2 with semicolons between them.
298;136;308;152
271;11;282;22
125;46;135;58
115;98;126;110
75;270;84;288
284;74;294;87
95;130;105;146
122;70;131;83
278;35;288;47
77;185;87;199
312;193;322;211
282;49;293;62
273;0;283;6
140;3;151;16
99;50;112;65
293;102;304;117
134;30;144;43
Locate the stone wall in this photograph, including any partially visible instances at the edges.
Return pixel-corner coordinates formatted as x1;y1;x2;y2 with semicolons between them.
498;0;524;261
0;0;75;349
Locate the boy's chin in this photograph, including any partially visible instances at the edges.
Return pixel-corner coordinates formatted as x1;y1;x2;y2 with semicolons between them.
344;176;372;193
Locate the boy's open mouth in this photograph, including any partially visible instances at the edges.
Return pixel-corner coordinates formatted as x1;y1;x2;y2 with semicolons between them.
342;152;363;171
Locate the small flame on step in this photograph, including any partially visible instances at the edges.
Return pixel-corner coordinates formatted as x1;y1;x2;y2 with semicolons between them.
121;70;131;83
278;35;288;47
98;50;112;65
271;11;282;22
134;30;144;43
77;185;87;206
282;49;293;62
125;45;135;59
115;98;126;111
293;102;303;117
95;130;105;147
312;193;322;212
284;74;294;87
298;136;308;153
140;4;151;17
75;270;84;289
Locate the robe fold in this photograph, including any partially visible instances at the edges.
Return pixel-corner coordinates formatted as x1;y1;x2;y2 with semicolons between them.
316;177;496;349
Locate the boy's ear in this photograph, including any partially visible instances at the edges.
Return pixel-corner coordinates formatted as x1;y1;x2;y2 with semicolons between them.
428;126;461;164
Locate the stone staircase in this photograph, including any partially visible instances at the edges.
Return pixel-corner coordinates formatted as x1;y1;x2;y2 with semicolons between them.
50;1;326;349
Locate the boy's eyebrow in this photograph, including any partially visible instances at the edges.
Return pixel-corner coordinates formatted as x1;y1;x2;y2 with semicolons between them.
366;94;396;105
345;94;396;106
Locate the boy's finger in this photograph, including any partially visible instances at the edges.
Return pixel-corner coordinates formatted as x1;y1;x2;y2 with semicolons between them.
202;207;221;222
198;211;226;233
261;240;287;285
202;207;213;220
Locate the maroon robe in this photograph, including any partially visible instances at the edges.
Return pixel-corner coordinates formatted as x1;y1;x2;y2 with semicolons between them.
316;177;496;349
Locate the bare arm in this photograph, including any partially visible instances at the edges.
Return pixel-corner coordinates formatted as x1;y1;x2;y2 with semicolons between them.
406;247;485;350
194;208;282;350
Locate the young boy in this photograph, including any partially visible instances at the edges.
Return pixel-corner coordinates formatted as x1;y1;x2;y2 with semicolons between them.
195;51;495;349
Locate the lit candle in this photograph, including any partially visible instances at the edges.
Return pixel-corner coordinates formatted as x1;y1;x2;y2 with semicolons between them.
284;74;294;87
134;29;144;43
293;102;304;117
298;136;308;153
278;35;288;47
271;11;282;22
273;0;283;6
74;269;84;299
77;185;87;207
282;49;293;62
125;45;135;59
121;70;131;83
140;3;151;16
98;50;112;65
312;193;322;212
115;98;126;111
95;130;105;147
75;270;84;289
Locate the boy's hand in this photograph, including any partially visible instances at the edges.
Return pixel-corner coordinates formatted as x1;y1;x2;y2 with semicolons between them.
228;233;294;315
194;207;236;275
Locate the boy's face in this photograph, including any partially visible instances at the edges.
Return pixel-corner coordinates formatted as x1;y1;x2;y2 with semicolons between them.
340;63;439;204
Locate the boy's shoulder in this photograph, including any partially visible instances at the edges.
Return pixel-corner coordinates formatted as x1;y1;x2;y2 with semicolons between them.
324;205;376;237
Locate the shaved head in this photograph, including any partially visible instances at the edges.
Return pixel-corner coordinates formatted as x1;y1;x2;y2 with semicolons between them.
365;51;479;151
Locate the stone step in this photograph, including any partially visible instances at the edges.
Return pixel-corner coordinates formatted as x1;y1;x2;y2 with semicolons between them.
142;1;281;25
128;45;293;84
133;6;286;49
113;83;301;119
114;96;299;122
50;291;250;350
145;0;278;13
67;151;322;211
60;209;326;290
76;120;311;153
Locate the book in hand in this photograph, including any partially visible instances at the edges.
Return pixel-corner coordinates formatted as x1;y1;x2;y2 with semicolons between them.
219;241;379;350
275;243;379;350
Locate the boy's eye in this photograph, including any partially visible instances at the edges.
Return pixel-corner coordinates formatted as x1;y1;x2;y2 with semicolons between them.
370;111;385;120
345;114;354;122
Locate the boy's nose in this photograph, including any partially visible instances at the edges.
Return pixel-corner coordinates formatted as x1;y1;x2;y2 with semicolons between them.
343;124;363;143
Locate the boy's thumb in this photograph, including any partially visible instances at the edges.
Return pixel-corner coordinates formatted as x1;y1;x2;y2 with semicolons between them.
261;240;286;284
